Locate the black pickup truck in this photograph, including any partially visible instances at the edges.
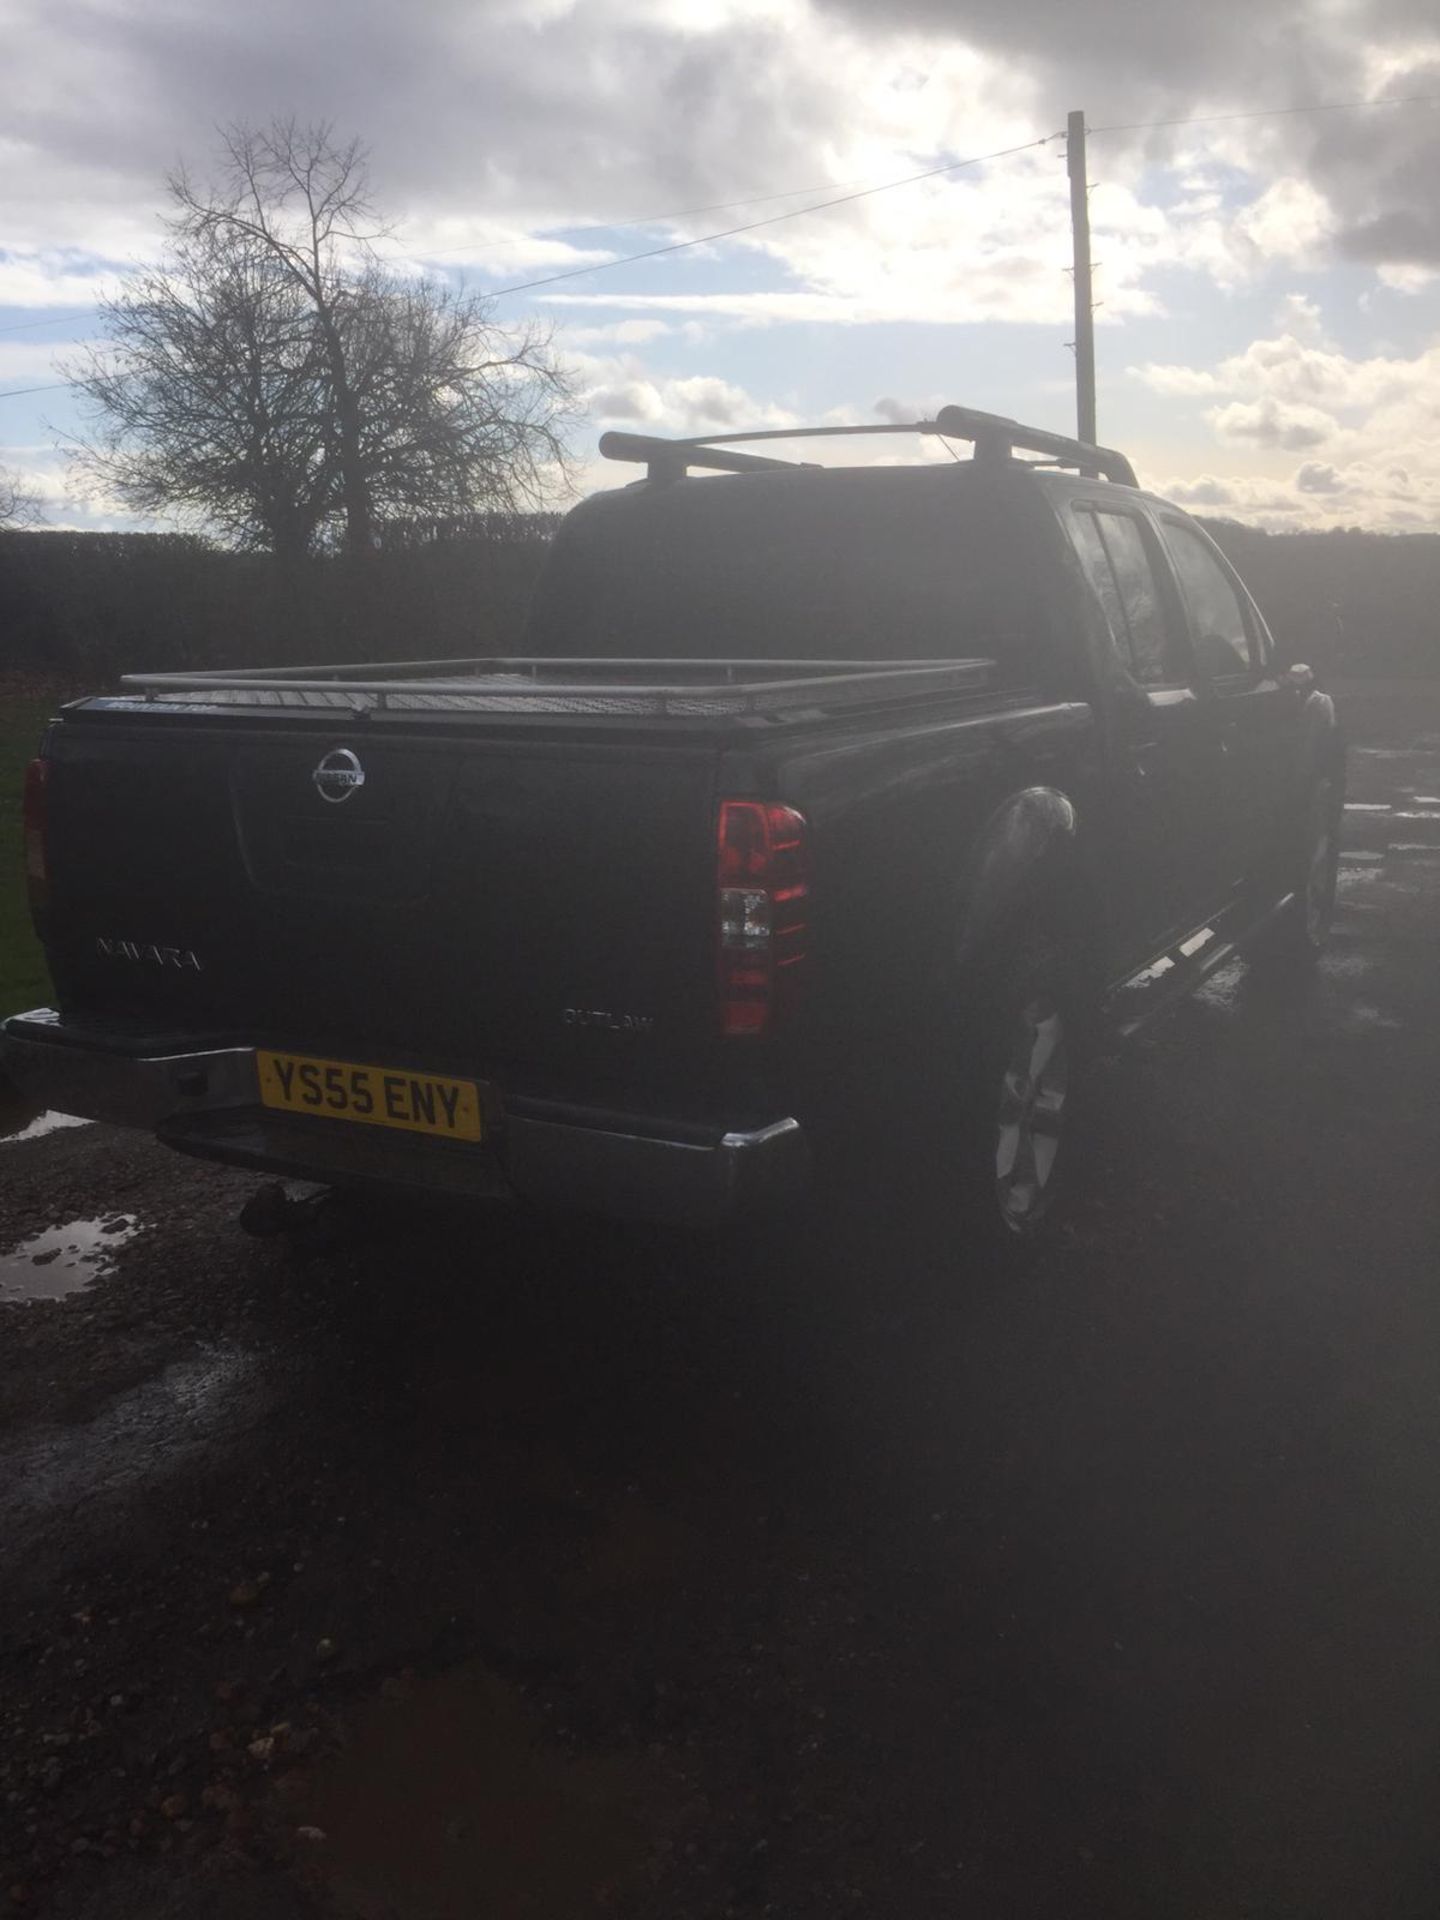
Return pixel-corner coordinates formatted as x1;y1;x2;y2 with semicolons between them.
4;407;1344;1246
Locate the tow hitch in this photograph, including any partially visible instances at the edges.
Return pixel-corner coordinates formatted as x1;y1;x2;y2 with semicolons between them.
237;1181;330;1238
237;1181;367;1255
237;1181;414;1255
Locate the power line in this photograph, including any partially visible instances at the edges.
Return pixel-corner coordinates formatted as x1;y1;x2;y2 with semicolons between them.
4;89;1437;350
393;90;1440;262
423;166;951;251
559;175;901;233
1090;93;1440;136
479;133;1061;299
0;132;1056;402
3;88;1439;404
0;135;1058;353
0;309;102;335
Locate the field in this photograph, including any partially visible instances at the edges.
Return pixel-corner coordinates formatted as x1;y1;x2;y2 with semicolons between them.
0;682;59;1016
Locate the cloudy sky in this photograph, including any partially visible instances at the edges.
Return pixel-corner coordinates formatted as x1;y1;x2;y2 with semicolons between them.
3;0;1439;532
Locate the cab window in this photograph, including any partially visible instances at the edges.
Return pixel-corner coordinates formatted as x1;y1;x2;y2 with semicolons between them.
1070;507;1188;686
1160;520;1254;680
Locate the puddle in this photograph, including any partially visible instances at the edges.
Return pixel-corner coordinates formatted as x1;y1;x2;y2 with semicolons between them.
1;1109;92;1146
1347;1002;1403;1032
296;1661;665;1920
1324;951;1379;981
0;1343;268;1521
0;1082;93;1145
0;1214;141;1302
1192;958;1246;1014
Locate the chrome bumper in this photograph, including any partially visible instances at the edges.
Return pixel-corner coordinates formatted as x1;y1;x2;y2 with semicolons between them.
0;1009;807;1229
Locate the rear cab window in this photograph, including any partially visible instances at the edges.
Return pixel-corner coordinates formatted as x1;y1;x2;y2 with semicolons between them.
527;465;1059;691
1068;505;1191;688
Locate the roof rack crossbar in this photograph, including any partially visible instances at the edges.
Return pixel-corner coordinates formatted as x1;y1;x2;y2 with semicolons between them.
934;405;1138;487
596;431;812;479
598;409;1138;488
669;423;945;446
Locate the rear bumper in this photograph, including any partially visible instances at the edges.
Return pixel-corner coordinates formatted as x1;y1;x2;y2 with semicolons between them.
0;1009;807;1229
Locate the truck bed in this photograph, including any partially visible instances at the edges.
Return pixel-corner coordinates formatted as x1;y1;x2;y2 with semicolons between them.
106;654;997;726
34;656;1016;1128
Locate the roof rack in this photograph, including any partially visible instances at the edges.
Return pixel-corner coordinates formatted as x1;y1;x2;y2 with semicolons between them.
598;408;1138;488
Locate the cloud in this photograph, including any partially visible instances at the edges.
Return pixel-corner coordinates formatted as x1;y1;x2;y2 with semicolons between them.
1144;312;1440;526
1135;310;1440;418
0;251;126;312
384;229;617;278
1162;476;1242;508
561;318;674;346
570;348;797;439
0;444;150;532
6;0;1434;345
6;0;1440;543
2;0;1030;273
1376;261;1437;293
1151;467;1408;531
815;0;1440;271
1131;293;1440;530
0;339;98;383
1207;397;1338;452
1131;363;1222;398
1295;461;1343;494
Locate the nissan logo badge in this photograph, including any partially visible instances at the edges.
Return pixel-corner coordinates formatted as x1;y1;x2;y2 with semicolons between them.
313;747;366;804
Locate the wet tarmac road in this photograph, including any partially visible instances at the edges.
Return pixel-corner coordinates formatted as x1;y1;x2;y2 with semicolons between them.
2;681;1439;1918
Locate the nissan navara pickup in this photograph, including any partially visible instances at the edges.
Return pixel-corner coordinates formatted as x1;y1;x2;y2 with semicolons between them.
3;407;1345;1246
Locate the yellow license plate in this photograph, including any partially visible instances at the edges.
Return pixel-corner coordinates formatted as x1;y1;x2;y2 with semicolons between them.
256;1050;484;1143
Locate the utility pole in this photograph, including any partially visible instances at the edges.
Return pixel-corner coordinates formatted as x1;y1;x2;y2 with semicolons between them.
1067;108;1097;449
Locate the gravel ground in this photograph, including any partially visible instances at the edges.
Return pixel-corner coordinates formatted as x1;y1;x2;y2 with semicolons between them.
3;681;1440;1919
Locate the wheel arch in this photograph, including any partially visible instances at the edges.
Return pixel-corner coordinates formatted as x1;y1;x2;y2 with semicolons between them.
954;785;1100;987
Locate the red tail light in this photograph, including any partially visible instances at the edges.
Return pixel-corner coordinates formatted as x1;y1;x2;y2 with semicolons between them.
717;800;809;1038
22;757;49;922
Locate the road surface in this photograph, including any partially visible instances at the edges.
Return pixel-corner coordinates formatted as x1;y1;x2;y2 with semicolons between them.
2;681;1439;1918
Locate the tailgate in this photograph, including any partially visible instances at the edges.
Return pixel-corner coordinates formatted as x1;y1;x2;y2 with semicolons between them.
40;718;734;1109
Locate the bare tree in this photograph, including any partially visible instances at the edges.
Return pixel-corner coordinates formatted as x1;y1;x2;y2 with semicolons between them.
0;462;42;527
69;119;576;558
339;266;574;528
171;121;384;554
70;227;330;563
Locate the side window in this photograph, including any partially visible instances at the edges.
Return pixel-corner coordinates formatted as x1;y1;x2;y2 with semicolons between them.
1070;507;1187;686
1070;510;1130;659
1093;514;1181;685
1161;521;1254;680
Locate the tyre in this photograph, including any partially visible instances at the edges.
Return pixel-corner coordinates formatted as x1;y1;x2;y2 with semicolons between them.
1252;772;1341;971
944;934;1093;1256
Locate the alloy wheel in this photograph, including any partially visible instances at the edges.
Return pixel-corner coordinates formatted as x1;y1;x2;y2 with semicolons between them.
994;997;1069;1236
